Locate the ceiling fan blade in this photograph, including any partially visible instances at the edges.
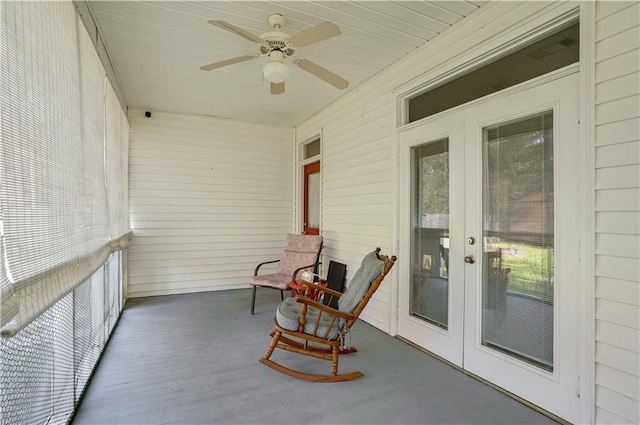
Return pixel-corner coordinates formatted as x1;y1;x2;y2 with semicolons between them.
288;22;341;48
200;55;256;71
271;82;285;95
296;59;348;89
208;20;263;44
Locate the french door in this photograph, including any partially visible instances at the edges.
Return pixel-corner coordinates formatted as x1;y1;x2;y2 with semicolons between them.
398;73;581;422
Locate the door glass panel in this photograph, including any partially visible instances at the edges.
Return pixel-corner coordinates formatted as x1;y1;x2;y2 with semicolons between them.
411;139;449;329
482;111;554;371
307;172;320;229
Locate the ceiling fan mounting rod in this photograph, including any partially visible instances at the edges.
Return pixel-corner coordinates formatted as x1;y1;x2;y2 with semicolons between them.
267;14;286;30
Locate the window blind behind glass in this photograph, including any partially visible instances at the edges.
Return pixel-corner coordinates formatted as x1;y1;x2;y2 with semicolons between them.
482;111;555;370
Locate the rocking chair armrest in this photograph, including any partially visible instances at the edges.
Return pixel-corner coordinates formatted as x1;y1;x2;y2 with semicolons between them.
295;297;355;321
291;262;322;282
295;281;343;299
254;259;281;276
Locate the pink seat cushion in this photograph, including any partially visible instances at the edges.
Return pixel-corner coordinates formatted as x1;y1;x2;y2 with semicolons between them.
250;273;291;290
277;234;323;279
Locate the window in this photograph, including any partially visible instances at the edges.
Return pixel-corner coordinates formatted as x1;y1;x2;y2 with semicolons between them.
408;23;579;123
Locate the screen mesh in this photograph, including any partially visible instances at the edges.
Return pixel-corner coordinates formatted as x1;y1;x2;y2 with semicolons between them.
0;251;123;425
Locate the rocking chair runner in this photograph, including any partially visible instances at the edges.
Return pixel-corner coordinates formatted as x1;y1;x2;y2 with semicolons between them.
260;248;396;382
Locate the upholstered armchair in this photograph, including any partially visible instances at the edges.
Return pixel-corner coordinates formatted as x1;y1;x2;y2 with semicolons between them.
249;234;322;314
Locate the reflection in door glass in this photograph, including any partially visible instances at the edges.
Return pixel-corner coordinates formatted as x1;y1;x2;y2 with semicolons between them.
307;172;320;229
482;111;554;371
411;139;449;329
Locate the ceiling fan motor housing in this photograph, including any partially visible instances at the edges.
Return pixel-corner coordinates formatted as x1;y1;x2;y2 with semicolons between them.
260;39;294;57
259;14;295;56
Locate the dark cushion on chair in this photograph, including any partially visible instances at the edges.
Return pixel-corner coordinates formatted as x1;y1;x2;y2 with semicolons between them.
276;297;341;340
275;251;384;340
338;251;385;314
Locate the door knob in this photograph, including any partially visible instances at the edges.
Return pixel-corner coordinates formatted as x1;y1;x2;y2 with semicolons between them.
464;255;475;264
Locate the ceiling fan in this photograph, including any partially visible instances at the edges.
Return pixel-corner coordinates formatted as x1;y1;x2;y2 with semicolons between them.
200;14;349;95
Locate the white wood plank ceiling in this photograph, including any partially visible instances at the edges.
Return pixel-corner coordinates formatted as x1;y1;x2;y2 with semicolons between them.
88;1;485;126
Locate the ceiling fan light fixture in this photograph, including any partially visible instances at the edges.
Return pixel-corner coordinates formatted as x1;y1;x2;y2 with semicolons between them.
263;60;291;84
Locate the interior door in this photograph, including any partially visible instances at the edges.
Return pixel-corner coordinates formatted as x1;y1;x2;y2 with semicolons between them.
303;161;320;235
398;72;581;422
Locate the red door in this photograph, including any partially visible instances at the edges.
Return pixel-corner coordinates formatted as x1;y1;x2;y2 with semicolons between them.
303;161;320;235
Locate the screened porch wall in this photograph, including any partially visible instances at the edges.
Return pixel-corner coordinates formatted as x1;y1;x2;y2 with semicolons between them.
593;2;640;424
127;109;293;298
295;1;570;334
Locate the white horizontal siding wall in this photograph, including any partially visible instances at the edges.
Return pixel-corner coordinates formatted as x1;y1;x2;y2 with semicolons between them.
594;2;640;424
128;109;292;297
296;1;569;333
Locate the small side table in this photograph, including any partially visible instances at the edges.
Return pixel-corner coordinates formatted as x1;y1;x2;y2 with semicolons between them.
290;279;328;301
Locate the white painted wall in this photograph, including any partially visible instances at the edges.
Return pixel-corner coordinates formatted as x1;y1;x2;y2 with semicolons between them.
593;2;640;424
295;1;572;333
296;0;639;422
127;109;293;298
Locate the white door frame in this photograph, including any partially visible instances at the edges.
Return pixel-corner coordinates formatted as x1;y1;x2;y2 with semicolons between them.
391;3;594;423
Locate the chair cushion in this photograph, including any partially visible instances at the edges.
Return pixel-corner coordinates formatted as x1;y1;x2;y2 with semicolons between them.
338;251;385;314
276;297;341;340
277;234;322;278
250;273;291;290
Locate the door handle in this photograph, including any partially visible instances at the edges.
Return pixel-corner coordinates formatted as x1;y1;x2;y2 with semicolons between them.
464;255;475;264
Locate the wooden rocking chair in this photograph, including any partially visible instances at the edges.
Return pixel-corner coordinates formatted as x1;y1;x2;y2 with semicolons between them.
260;248;396;382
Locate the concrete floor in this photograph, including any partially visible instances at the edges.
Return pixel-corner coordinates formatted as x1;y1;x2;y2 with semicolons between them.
72;289;558;425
